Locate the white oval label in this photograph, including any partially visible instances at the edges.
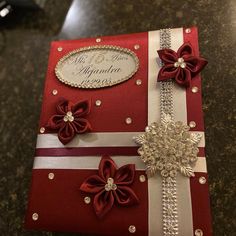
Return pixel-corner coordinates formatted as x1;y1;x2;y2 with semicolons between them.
55;45;139;89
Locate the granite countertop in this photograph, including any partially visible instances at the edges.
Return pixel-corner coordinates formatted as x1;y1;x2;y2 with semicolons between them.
0;0;235;235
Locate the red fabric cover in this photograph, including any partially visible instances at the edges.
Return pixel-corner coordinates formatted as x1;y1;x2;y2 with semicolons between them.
25;28;212;236
80;156;139;218
39;32;148;133
184;27;212;235
157;42;207;87
25;169;148;236
46;98;91;144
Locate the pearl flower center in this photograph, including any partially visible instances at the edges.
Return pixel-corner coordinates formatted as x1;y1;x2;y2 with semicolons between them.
63;111;74;122
105;177;117;191
174;57;186;68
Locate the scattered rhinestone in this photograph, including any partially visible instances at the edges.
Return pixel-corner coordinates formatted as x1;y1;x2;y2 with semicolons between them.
185;28;192;34
199;176;206;184
52;89;58;95
189;121;196;128
48;173;54;180
128;225;136;233
126;117;132;124
95;100;102;106
136;79;142;85
84;196;91;204
191;86;199;93
40;127;45;133
139;175;146;182
32;213;39;221
57;47;63;52
195;229;203;236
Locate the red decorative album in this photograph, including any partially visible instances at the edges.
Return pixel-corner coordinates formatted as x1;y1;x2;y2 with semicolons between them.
25;27;212;236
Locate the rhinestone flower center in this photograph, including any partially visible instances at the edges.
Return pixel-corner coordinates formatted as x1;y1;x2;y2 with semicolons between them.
63;111;74;122
174;57;186;68
105;177;117;191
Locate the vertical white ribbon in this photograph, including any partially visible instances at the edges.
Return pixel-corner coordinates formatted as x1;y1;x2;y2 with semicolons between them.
148;28;194;236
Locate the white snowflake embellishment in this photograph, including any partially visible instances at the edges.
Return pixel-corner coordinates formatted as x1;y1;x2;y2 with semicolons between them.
134;114;202;178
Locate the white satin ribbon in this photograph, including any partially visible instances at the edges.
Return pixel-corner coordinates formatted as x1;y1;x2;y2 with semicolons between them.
148;28;195;236
36;131;205;148
33;156;206;173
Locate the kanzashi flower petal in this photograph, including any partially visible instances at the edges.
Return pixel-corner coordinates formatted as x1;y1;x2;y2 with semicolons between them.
47;114;64;129
177;42;193;57
157;48;178;64
114;164;135;185
80;175;105;193
94;190;114;219
175;68;192;87
113;186;139;206
72;118;92;134
72;99;91;117
185;56;208;75
98;156;117;180
58;122;76;145
157;64;179;82
56;99;69;115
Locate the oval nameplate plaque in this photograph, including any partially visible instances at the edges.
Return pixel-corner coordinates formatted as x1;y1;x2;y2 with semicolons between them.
55;45;139;89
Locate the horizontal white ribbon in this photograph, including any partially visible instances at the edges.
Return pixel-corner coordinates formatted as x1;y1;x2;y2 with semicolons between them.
36;131;205;148
33;155;207;173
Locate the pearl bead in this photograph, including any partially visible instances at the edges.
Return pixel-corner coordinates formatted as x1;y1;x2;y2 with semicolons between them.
96;38;101;43
134;44;140;50
57;47;63;52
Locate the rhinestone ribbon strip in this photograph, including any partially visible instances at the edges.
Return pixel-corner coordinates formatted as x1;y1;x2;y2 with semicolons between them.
134;29;202;236
160;29;178;236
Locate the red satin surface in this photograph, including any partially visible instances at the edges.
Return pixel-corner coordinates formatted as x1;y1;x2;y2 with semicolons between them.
157;42;207;87
80;156;139;218
46;98;91;144
39;32;148;133
25;169;148;236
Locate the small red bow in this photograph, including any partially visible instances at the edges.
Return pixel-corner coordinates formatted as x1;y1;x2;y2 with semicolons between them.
157;42;208;87
46;98;91;144
80;156;139;219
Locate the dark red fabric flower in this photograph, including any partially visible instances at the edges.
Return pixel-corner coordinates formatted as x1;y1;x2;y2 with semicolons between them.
46;98;91;145
80;156;139;218
157;42;208;87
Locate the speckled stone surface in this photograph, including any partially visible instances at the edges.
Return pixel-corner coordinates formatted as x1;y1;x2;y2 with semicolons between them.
0;0;235;236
